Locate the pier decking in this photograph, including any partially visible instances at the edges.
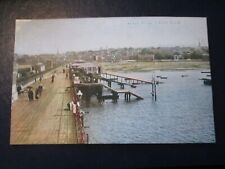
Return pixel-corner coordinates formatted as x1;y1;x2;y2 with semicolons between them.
10;67;78;144
101;72;154;84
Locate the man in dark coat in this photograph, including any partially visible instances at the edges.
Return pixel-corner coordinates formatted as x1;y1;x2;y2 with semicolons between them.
28;89;34;101
17;85;22;95
35;87;39;99
38;84;43;96
51;74;55;83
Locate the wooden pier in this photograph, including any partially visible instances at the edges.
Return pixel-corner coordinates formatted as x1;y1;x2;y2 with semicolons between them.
101;72;154;84
102;84;144;101
101;72;157;101
101;77;137;89
10;66;78;144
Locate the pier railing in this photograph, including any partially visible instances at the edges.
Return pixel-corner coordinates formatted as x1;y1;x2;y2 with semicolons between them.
70;81;88;144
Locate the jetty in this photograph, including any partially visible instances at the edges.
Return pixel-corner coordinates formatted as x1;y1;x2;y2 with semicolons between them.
101;72;157;101
101;72;154;85
102;84;143;101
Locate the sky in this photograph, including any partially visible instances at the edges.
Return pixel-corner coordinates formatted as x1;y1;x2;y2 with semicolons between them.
15;17;209;55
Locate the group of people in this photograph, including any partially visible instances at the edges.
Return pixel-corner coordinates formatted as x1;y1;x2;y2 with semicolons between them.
28;84;43;101
67;93;82;113
24;67;67;101
28;70;57;101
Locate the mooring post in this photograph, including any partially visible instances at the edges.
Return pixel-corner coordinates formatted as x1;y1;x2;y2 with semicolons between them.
152;83;154;96
154;81;157;101
151;73;157;101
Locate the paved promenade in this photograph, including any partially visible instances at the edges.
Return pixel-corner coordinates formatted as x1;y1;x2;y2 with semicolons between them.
10;67;78;144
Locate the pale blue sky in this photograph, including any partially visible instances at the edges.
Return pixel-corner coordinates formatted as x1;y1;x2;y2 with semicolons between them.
15;17;208;55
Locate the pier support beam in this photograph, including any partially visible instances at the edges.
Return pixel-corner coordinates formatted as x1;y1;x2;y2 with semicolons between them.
124;93;127;100
120;84;124;89
124;92;131;102
108;81;111;87
151;81;157;101
112;91;119;102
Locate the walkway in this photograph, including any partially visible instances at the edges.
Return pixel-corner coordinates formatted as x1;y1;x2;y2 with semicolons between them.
10;66;78;144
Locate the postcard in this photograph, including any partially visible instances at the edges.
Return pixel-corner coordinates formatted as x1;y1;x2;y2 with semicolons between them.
11;17;215;144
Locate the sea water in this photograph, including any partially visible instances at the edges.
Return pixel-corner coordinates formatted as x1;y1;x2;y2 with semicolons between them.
81;70;215;143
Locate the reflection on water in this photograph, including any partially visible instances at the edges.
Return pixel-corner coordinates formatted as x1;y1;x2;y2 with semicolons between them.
81;70;215;143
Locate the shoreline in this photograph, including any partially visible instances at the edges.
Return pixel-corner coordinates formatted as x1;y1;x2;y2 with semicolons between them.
105;67;211;73
99;61;210;73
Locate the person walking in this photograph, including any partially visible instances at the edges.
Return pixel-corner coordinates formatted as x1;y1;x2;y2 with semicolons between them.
28;88;34;101
51;74;55;83
35;87;39;99
38;84;43;96
17;85;22;95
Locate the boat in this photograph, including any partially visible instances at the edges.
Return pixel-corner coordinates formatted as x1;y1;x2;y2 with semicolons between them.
160;76;168;79
203;79;211;85
199;78;211;85
156;75;168;79
200;71;211;85
131;85;137;88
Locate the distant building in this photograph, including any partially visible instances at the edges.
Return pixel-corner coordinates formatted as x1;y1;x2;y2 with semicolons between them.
34;62;45;73
17;64;33;78
45;60;54;69
18;64;33;72
71;61;101;74
94;55;105;61
173;54;183;61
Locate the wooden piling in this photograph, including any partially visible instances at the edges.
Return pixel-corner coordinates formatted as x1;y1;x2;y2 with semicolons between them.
154;81;157;101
